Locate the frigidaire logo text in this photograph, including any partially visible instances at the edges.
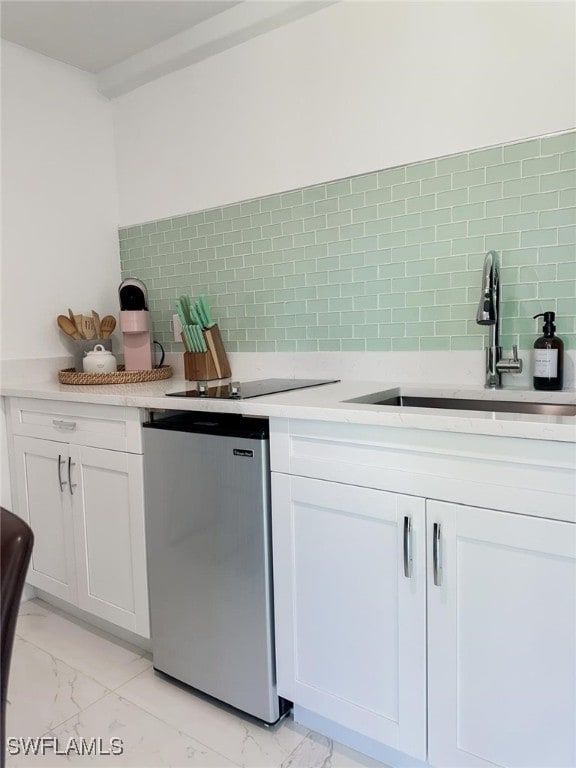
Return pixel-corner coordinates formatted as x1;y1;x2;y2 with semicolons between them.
233;448;254;457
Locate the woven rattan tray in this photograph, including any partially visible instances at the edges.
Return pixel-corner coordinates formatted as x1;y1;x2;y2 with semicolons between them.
58;365;173;385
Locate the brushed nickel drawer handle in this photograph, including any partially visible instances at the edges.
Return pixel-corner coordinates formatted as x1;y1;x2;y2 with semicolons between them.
53;419;77;431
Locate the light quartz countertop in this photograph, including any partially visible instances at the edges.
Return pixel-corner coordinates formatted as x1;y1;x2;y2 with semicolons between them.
2;362;575;443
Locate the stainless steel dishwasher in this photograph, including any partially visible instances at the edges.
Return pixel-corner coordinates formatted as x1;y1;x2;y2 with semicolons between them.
142;411;289;724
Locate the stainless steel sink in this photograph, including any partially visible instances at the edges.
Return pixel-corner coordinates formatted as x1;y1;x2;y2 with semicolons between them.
345;392;576;416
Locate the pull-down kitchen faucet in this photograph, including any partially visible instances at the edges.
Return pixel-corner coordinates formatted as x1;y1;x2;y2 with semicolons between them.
476;251;523;388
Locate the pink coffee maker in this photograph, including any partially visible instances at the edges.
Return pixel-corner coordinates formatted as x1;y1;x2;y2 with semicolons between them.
119;278;153;370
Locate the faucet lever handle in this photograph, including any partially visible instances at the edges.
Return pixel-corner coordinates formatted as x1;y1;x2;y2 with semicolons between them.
512;344;519;362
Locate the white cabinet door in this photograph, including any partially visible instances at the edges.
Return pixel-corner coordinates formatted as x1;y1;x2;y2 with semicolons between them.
71;445;149;637
272;473;426;760
11;436;77;603
427;500;576;768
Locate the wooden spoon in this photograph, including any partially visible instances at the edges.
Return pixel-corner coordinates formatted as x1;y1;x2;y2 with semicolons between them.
57;315;82;339
91;310;102;338
68;309;82;338
100;315;116;338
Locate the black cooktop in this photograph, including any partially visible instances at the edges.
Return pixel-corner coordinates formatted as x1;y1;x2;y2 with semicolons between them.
166;378;340;400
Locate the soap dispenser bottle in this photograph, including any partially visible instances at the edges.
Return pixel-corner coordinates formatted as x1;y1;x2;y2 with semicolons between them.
533;311;564;390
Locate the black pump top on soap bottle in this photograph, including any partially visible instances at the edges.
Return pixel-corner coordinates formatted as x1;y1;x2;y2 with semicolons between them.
534;311;556;336
532;311;563;391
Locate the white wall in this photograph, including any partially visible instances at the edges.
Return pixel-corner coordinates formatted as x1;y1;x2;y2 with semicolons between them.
1;41;122;508
0;399;11;509
113;0;576;226
1;41;121;361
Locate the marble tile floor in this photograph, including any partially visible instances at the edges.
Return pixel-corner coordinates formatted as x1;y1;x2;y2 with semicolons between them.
6;599;390;768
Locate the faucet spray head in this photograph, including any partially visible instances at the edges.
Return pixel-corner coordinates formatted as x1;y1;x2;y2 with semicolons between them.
476;251;499;326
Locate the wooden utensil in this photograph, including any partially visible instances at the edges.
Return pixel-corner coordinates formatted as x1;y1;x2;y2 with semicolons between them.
57;315;82;339
91;310;102;338
80;315;96;339
100;315;116;338
68;308;82;337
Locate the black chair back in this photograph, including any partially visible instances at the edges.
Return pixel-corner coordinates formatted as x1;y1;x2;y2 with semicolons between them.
0;507;34;768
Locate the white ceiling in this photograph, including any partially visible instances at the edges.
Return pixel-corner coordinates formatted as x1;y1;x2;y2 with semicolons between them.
0;1;241;72
0;0;335;96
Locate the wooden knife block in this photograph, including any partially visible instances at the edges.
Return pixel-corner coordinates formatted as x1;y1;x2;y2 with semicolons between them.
183;324;231;381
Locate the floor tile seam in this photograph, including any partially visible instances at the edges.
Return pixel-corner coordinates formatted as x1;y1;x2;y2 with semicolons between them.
277;728;314;768
10;633;116;696
173;711;310;768
15;629;153;694
96;689;245;767
11;631;73;667
31;687;113;741
19;598;54;618
113;684;263;767
108;661;153;694
24;600;151;663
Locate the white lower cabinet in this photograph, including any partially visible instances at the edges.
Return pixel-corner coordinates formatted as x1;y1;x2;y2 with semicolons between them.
272;474;576;768
9;399;149;638
427;500;576;768
272;473;427;760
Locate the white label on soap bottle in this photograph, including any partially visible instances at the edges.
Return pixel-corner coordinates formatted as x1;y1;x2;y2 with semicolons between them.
534;348;558;378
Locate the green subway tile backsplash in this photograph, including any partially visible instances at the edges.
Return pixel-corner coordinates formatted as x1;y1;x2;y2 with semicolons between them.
119;131;576;354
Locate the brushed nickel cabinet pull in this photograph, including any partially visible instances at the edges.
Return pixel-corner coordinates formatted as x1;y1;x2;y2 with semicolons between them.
403;516;413;578
67;456;77;495
57;455;67;492
433;522;442;586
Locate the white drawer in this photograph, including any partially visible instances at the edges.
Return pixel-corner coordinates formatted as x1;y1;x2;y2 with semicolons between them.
270;417;576;523
8;398;143;453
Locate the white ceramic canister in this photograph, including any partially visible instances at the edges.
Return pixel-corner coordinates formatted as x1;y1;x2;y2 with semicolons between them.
83;344;118;373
